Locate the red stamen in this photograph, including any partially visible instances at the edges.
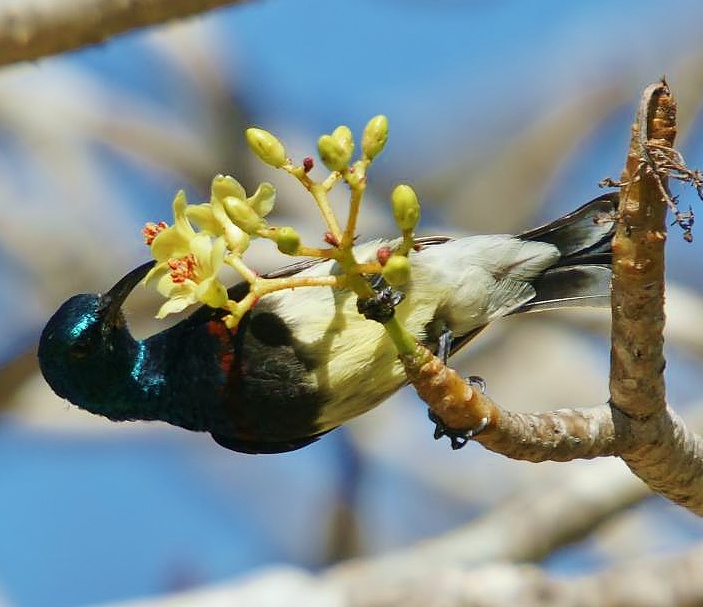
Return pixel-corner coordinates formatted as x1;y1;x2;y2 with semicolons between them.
168;254;197;283
142;221;168;245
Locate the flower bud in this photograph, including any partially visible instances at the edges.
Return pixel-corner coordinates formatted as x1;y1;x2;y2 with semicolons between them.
223;196;266;234
274;227;301;255
362;115;388;160
381;254;411;287
332;125;354;157
376;246;392;265
245;128;287;168
391;184;420;231
318;134;352;172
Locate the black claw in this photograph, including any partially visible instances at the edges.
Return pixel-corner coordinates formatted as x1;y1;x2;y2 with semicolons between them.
437;327;453;365
427;409;488;450
466;375;486;394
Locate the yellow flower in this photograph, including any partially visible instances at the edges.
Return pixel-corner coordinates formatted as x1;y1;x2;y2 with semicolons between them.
142;176;278;319
149;190;196;263
142;190;228;318
153;234;228;318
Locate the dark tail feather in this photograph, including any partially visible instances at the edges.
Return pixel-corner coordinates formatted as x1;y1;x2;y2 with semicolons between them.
517;192;618;313
449;193;617;353
520;192;618;265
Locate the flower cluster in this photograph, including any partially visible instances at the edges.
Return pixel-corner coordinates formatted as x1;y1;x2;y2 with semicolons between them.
142;175;277;321
142;116;422;336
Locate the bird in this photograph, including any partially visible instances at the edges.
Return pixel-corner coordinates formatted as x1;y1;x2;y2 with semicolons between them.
38;192;617;454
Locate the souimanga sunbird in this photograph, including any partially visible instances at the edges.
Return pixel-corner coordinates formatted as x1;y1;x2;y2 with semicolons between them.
38;193;617;454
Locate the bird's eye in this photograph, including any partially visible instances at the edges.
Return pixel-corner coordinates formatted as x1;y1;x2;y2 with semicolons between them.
68;336;93;360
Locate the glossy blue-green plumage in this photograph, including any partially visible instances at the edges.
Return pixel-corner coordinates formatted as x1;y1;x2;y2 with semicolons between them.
37;262;327;453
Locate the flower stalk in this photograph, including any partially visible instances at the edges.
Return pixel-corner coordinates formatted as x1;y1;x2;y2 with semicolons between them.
142;115;419;353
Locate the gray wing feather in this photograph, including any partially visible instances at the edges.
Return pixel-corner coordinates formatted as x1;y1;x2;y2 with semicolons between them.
516;265;611;313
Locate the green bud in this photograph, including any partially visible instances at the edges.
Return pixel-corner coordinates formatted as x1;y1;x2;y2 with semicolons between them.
274;226;301;255
211;174;246;202
362;115;389;160
318;134;352;172
391;184;421;231
245;128;287;168
381;254;411;287
332;125;354;157
223;196;266;234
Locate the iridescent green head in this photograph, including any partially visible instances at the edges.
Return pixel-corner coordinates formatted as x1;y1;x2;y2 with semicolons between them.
38;262;154;416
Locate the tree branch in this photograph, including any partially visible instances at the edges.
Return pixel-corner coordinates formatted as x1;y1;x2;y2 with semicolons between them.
94;540;703;607
0;0;247;67
401;347;617;462
337;542;703;607
401;80;703;515
609;80;671;419
609;80;703;513
328;458;649;594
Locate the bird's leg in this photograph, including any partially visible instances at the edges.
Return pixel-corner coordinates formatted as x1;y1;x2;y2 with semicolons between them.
429;325;488;449
436;326;453;365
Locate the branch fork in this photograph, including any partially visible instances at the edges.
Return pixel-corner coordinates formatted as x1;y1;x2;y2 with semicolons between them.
402;80;703;515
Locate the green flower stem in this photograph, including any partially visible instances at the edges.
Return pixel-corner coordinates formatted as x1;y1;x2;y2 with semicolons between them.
251;274;341;297
344;270;376;300
308;182;343;242
355;262;384;274
295;246;339;259
226;254;259;283
286;166;343;243
321;172;343;192
285;164;306;180
382;315;418;356
341;166;368;249
397;230;415;256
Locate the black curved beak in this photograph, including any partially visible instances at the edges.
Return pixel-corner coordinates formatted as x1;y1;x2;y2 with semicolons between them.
99;260;156;326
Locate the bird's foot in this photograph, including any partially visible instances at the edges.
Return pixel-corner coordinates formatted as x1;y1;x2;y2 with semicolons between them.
427;375;488;450
428;409;488;449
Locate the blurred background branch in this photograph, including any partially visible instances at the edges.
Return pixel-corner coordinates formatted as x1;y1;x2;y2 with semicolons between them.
0;0;246;67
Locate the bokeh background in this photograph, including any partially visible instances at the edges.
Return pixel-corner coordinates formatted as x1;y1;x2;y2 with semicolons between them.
3;1;703;606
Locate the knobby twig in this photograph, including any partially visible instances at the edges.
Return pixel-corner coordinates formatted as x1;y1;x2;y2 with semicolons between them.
401;80;703;516
609;80;703;512
0;0;246;67
401;347;617;461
